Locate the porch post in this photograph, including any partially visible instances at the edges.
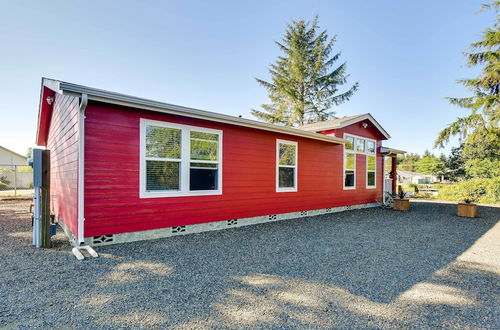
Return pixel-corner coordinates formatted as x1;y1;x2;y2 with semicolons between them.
391;155;397;196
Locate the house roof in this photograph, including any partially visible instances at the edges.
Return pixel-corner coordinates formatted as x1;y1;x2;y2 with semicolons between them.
297;113;391;140
380;146;406;155
397;170;434;177
37;78;347;145
0;145;27;161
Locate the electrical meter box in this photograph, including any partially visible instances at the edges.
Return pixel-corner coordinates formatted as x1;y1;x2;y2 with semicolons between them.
32;149;43;188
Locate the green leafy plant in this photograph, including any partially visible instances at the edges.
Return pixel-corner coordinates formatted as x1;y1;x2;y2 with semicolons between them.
0;175;10;186
397;190;407;199
438;177;500;204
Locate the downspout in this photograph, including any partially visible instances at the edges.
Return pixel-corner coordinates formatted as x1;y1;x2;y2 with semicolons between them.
77;94;88;244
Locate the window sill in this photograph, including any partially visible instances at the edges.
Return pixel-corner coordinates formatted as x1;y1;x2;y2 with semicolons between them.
366;186;377;189
140;190;222;199
276;188;298;193
343;186;356;190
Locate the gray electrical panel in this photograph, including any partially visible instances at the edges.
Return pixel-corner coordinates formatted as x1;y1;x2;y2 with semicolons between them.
32;148;43;188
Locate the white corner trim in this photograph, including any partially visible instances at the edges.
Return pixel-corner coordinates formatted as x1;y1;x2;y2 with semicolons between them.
276;139;298;192
77;94;88;244
139;118;223;198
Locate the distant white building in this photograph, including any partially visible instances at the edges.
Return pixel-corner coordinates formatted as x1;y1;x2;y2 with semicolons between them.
0;145;27;166
0;145;31;188
397;170;438;185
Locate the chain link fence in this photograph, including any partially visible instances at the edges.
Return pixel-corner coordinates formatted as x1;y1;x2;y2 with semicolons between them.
0;164;33;198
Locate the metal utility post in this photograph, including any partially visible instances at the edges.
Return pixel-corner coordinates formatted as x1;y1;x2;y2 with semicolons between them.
32;149;51;248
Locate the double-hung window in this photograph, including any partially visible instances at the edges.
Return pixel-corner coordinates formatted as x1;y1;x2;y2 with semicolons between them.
140;119;222;198
276;139;297;192
344;137;356;189
366;155;376;188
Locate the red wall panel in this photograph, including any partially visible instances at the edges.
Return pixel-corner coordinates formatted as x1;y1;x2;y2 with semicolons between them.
84;102;385;237
47;94;80;238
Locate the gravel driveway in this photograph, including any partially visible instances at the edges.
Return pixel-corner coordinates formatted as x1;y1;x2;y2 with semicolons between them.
0;199;499;329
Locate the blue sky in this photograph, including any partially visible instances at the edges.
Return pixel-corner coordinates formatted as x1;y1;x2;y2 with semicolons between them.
0;0;493;156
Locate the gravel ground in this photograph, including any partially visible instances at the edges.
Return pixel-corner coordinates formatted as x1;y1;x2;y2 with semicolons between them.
0;200;499;329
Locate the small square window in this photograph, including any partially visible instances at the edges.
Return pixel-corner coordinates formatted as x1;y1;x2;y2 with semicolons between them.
345;170;355;187
367;172;375;186
367;141;376;154
356;139;365;153
146;160;180;191
345;136;354;150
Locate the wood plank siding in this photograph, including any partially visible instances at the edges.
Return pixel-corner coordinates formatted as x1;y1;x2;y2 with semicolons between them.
46;93;80;238
84;102;385;237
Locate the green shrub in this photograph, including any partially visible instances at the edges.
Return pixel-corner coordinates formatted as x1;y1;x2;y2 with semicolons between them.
0;182;8;190
482;177;500;203
438;178;500;204
0;175;10;186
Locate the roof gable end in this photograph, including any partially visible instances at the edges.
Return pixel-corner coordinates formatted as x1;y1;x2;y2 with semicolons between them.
298;113;391;140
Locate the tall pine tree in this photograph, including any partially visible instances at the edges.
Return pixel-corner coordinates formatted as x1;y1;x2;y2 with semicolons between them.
252;17;358;126
435;2;500;149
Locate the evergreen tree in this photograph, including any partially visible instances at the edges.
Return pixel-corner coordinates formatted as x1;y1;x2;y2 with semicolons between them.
445;145;466;181
252;17;358;126
435;2;500;147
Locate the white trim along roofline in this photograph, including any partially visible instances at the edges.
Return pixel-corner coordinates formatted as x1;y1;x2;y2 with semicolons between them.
298;113;391;140
40;78;345;145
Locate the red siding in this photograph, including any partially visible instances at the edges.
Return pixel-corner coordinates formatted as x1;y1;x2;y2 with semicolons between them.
84;102;384;237
46;94;80;238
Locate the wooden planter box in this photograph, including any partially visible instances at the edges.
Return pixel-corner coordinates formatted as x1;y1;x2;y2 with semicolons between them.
457;203;477;218
393;199;410;211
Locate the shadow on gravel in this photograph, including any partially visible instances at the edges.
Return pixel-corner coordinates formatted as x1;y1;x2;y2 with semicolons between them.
1;200;499;328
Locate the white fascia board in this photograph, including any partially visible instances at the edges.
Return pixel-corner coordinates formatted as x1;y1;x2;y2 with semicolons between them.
335;114;391;140
56;81;345;145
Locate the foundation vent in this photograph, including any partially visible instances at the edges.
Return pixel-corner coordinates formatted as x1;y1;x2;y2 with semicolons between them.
325;208;332;213
300;211;308;216
227;219;238;226
93;235;114;245
346;205;352;210
268;214;277;221
171;226;186;234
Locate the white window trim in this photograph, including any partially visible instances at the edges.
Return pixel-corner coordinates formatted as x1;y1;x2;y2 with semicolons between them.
343;134;377;190
139;118;223;198
276;139;298;192
366;155;377;189
344;134;377;155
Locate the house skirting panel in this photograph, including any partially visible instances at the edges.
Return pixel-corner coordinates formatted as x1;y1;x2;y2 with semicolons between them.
84;202;380;247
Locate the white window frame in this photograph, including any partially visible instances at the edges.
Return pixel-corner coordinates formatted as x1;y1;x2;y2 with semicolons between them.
343;148;356;190
366;155;377;189
343;134;377;190
140;118;223;198
345;134;376;156
276;139;298;192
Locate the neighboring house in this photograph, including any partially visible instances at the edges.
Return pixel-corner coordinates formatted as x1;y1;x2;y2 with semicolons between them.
35;78;404;246
0;145;27;166
397;170;438;185
0;145;31;189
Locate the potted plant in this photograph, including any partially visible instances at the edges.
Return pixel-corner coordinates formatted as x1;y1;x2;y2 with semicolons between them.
393;190;410;211
457;198;477;218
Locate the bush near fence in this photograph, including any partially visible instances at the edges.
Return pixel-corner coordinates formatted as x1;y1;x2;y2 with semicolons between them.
0;166;33;190
437;177;500;204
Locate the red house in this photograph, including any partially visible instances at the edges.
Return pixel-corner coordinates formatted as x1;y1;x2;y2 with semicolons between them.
36;78;404;247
